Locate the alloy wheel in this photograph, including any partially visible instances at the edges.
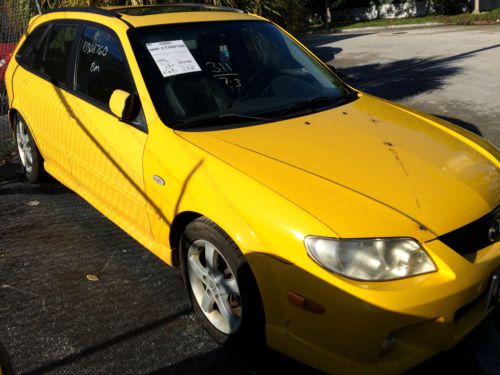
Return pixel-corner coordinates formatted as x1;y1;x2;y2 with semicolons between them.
16;120;33;173
187;239;242;334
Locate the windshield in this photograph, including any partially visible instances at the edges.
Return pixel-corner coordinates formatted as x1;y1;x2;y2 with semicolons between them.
129;20;355;129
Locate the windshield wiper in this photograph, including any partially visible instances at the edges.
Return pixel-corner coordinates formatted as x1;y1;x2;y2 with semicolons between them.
177;113;270;129
218;113;270;121
175;93;357;129
279;93;358;116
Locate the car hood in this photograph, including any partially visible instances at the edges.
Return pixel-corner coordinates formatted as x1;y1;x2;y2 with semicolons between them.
177;94;500;237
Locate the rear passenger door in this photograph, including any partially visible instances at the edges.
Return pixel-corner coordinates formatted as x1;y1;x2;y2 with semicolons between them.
65;24;151;236
14;22;80;173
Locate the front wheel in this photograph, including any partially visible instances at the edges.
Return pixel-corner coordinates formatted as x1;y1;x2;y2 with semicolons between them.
14;114;44;183
180;217;265;346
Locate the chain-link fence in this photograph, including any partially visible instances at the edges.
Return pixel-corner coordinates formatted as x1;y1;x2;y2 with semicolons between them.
1;0;38;158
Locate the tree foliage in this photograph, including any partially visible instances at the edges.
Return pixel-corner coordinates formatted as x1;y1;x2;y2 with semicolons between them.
10;0;474;33
29;0;327;32
431;0;470;15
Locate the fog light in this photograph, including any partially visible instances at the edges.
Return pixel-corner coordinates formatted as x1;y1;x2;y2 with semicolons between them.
381;331;398;354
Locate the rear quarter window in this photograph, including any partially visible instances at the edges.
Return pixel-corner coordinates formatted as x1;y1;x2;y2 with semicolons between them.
16;24;50;72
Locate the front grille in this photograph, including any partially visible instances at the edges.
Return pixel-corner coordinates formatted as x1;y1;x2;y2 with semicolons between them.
438;206;499;256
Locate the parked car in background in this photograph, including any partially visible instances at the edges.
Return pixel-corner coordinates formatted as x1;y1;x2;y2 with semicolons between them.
0;43;16;115
4;5;500;375
0;43;16;80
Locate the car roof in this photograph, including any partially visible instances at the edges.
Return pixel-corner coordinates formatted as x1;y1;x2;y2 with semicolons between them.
41;4;262;28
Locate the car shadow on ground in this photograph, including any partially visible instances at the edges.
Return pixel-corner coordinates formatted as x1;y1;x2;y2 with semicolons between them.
23;309;192;375
336;56;463;101
310;46;343;64
330;44;500;102
150;346;322;375
301;32;373;65
300;32;374;50
434;115;483;136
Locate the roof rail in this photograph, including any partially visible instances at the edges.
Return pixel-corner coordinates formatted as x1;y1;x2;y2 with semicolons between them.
43;7;119;18
40;4;244;24
113;3;244;14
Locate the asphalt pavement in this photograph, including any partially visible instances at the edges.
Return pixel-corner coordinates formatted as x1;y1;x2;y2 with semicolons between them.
1;24;499;374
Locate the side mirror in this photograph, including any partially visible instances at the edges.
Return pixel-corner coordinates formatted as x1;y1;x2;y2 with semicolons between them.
109;89;138;121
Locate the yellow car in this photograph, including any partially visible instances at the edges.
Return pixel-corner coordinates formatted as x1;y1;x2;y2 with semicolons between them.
5;4;500;374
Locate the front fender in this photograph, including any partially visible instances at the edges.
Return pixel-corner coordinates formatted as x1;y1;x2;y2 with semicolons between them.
143;118;335;263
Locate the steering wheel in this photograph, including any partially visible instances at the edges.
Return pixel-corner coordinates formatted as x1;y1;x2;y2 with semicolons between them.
240;65;280;99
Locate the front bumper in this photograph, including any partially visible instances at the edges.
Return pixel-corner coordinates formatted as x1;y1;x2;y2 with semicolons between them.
247;240;500;375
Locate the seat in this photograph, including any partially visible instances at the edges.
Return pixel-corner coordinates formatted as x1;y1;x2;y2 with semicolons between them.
163;73;232;120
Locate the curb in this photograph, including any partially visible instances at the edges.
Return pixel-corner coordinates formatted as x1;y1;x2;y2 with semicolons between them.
303;19;500;35
303;22;444;35
332;22;444;32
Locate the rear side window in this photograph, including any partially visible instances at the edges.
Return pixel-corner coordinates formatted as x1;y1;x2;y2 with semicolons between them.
76;25;133;107
42;24;78;84
16;24;49;72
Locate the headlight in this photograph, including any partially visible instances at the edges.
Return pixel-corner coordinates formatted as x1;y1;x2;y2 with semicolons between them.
305;237;437;281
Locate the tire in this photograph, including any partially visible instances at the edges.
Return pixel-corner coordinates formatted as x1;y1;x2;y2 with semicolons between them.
0;81;8;116
13;114;44;183
180;217;265;346
0;342;13;375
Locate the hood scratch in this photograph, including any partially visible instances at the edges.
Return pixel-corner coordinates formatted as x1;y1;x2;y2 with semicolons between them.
384;142;422;210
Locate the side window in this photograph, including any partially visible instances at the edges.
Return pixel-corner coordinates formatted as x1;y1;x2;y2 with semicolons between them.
16;24;49;73
76;25;133;107
42;24;78;84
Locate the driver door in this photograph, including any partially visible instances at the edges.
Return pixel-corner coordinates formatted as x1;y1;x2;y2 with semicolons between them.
64;23;151;236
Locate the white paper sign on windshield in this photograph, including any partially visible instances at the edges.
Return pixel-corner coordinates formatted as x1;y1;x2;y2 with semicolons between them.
146;40;201;78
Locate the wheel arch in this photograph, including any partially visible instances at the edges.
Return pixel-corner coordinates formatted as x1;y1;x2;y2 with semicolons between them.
169;210;203;267
8;108;45;162
175;212;267;344
8;108;18;132
168;210;267;318
168;209;264;267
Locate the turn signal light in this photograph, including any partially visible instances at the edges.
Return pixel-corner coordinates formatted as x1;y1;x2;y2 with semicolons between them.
287;291;325;314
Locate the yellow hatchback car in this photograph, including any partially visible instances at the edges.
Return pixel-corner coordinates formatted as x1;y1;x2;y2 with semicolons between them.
5;4;500;374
